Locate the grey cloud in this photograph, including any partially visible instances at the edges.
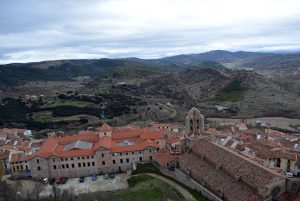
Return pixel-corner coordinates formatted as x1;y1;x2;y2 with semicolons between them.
1;0;300;63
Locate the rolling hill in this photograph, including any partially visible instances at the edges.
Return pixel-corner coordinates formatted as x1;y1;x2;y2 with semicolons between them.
0;51;299;131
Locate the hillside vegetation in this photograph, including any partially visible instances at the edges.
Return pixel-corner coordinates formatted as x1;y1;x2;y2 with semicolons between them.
0;51;299;131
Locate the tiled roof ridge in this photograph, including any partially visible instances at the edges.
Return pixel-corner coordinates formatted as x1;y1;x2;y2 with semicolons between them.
213;140;285;178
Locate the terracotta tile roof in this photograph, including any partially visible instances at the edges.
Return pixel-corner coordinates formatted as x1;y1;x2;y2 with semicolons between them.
1;144;13;150
100;123;112;132
32;138;58;158
206;128;229;137
30;129;159;159
110;139;158;153
178;139;289;201
189;139;284;192
1;128;27;138
151;123;179;129
10;152;27;162
0;150;10;160
0;133;8;139
53;149;95;158
112;130;142;139
246;141;300;162
166;136;181;145
7;134;21;140
240;133;252;141
265;129;285;138
31;141;43;148
179;151;262;201
18;141;32;151
140;131;163;140
31;137;97;159
244;128;265;135
57;133;99;144
113;124;141;131
154;151;177;165
236;123;248;130
93;136;114;150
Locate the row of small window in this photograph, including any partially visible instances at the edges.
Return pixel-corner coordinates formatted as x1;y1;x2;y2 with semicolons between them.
12;165;29;171
53;161;96;169
11;161;27;164
112;151;146;157
112;157;147;164
52;156;95;162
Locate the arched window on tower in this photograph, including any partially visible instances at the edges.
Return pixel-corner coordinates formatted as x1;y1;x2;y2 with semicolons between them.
190;119;193;132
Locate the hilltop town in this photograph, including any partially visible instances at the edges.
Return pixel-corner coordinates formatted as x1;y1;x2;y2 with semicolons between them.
1;108;300;201
2;0;300;200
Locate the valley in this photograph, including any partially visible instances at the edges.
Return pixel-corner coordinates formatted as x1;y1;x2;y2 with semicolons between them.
0;51;299;133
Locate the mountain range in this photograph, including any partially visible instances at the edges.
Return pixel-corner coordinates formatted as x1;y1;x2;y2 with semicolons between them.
0;50;299;128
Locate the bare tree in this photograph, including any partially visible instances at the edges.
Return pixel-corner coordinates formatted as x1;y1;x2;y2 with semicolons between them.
24;190;34;201
67;186;75;201
32;183;43;201
52;184;61;201
0;160;5;178
0;181;15;201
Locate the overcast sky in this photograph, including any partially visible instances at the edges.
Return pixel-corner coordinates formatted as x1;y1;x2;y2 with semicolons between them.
1;0;300;64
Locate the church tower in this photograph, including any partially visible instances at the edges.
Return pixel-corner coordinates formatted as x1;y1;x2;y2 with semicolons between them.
182;107;205;153
185;107;204;136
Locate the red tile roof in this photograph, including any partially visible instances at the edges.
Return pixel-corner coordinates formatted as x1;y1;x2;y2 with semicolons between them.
30;128;159;159
0;150;10;160
100;123;112;132
31;141;43;148
113;124;141;131
110;139;157;153
112;128;163;139
18;141;32;151
151;123;179;129
154;151;177;165
93;136;114;150
0;133;8;139
10;152;28;162
63;132;98;141
265;129;285;138
112;130;142;139
140;131;163;140
1;144;13;150
166;136;181;145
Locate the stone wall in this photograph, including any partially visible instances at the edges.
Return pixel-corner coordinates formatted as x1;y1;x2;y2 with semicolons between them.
150;162;221;201
174;168;222;201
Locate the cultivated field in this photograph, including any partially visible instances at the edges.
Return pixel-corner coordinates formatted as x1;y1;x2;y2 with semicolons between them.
208;117;300;132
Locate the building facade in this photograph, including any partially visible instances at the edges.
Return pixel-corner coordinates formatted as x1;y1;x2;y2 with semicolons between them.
28;125;162;179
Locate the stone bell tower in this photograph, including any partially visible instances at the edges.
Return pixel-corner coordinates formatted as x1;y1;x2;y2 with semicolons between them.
182;107;205;153
185;107;204;136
